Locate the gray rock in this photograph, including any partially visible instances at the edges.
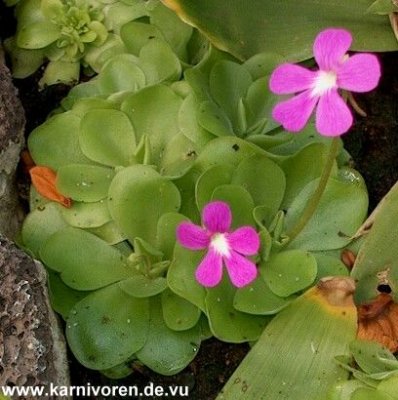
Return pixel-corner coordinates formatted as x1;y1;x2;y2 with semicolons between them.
0;236;71;399
0;50;25;238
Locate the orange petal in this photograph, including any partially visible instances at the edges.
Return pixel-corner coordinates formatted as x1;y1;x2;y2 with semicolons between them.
30;166;72;208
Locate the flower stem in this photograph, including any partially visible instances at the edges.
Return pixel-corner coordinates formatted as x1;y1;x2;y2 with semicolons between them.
286;137;340;243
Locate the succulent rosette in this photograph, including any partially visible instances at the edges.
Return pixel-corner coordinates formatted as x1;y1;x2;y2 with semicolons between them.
4;0;201;86
20;22;370;378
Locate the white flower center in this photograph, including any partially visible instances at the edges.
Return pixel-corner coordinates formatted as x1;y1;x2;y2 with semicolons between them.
210;233;230;257
311;70;337;97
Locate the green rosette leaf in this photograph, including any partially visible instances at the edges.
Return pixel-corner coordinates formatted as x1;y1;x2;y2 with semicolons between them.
28;111;92;170
56;164;115;202
79;109;137;167
40;227;131;290
66;283;149;370
136;296;201;375
108;165;181;246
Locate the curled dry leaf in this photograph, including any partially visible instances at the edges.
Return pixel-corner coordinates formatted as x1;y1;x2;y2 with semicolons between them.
390;12;398;42
29;166;72;208
340;249;356;270
357;293;398;352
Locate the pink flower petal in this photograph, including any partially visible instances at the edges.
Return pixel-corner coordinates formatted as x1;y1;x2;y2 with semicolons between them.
202;201;231;233
227;226;260;256
269;63;316;94
195;249;223;287
337;53;381;93
315;89;353;136
313;29;352;70
272;90;318;132
177;222;210;250
224;251;258;288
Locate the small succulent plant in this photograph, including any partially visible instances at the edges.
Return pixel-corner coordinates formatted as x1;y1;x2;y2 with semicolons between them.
20;24;369;376
4;0;198;86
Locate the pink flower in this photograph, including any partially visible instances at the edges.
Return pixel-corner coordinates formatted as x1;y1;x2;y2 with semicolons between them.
269;28;381;136
176;201;260;288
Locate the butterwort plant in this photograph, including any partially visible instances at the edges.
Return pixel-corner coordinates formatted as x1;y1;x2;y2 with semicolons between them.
269;28;381;136
177;201;260;288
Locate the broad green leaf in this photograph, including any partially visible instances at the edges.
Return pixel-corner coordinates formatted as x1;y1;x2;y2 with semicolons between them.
80;109;136;167
84;33;128;73
71;98;117;117
59;200;111;229
121;85;183;166
367;0;398;15
167;244;207;311
377;375;398;398
156;212;188;260
195;164;233;211
39;60;79;87
15;0;44;26
326;380;369;400
178;94;215;147
160;132;197;178
136;296;201;375
103;1;147;33
66;283;149;370
197;100;234;137
243;52;284;80
314;253;349;281
173;168;201;222
234;276;293;315
244;76;278;133
209;60;252;132
285;175;368;251
61;81;102;110
268;123;336;156
3;37;44;78
351;182;398;303
351;387;394;400
350;340;398;376
161;288;201;330
253;206;275;232
162;0;398;61
56;164;114;202
97;54;146;94
47;271;88;320
108;165;181;246
21;202;67;258
28;111;91;170
261;250;317;297
40;0;64;20
211;184;255;228
195;136;268;172
206;275;269;342
281;143;336;208
121;21;166;55
119;276;168;298
40;227;131;290
138;38;182;84
87;221;127;245
17;21;60;49
218;279;357;399
232;154;286;212
150;1;193;60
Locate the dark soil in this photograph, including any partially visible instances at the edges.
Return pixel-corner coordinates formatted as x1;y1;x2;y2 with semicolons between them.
1;3;398;398
344;51;398;212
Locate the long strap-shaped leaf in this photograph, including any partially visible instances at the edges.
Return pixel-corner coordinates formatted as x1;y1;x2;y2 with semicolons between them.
162;0;398;61
217;277;357;400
